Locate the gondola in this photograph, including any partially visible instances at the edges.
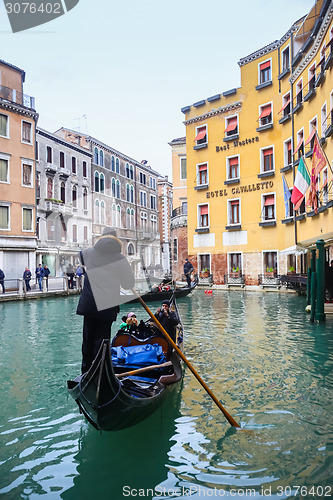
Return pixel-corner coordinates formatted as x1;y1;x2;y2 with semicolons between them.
128;277;198;303
67;297;184;431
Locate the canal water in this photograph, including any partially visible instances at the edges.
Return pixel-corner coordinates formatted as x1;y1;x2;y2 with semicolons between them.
0;291;332;499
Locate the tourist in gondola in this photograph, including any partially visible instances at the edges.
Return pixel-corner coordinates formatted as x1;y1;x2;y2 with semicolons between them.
155;300;178;341
183;258;194;287
77;227;135;374
23;267;32;291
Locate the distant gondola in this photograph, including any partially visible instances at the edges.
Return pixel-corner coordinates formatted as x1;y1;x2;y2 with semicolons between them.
67;297;184;431
128;277;198;303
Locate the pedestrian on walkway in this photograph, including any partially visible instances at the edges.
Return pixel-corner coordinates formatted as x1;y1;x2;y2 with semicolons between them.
23;267;32;291
0;268;5;294
43;265;50;290
35;264;44;291
66;264;75;289
75;264;84;292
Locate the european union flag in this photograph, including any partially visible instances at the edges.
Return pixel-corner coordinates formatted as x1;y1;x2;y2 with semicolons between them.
282;175;291;218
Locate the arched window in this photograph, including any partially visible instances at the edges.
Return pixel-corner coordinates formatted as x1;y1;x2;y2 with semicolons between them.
116;204;121;227
94;171;99;192
47;177;53;198
130;185;134;203
111;178;116;197
99;150;104;167
60;182;66;203
95;200;100;224
112;204;116;226
130;165;134;179
83;188;87;210
126;208;131;228
94;147;99;164
128;243;135;255
131;209;135;228
72;185;77;208
126;163;130;178
111;155;115;172
116;179;120;199
116;158;120;174
101;201;105;225
126;183;130;202
100;173;105;193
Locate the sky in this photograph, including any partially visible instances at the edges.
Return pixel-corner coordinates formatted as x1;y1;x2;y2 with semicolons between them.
1;0;315;178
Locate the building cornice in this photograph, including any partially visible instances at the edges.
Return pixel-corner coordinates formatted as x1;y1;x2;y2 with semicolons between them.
183;101;242;126
37;127;92;157
290;3;333;83
0;99;38;120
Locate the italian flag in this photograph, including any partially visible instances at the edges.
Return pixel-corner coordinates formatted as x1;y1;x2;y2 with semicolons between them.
291;158;310;205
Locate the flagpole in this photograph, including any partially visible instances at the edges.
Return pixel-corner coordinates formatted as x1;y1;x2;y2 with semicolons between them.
315;131;333;175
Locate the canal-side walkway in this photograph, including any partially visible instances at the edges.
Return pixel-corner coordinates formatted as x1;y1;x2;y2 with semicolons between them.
0;276;80;303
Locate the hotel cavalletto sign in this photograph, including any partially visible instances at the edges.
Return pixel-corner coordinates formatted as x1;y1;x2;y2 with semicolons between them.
206;180;274;199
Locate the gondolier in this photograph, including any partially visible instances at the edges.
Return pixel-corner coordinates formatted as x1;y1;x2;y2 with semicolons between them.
77;227;135;374
184;258;194;287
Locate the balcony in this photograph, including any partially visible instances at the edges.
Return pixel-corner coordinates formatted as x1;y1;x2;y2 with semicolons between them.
171;205;188;230
224;273;245;288
258;274;281;287
0;84;36;110
45;200;73;216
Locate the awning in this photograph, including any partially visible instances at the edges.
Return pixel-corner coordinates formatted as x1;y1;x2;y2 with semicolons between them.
229;157;238;165
198;164;207;171
260;61;271;70
224;117;237;133
279;98;290;113
264;195;274;206
200;205;208;215
280;244;307;255
297;231;333;249
195;129;206;141
259;105;271;119
293;138;304;155
305;129;316;146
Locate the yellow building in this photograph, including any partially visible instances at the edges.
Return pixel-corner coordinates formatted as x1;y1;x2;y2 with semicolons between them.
181;0;332;287
0;60;38;281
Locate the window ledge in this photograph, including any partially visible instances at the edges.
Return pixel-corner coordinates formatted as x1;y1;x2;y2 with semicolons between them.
304;88;316;102
195;227;209;233
194;184;209;190
225;224;241;231
256;123;273;132
224;178;240;185
280;164;293;173
193;143;208;150
326;200;333;208
293;159;300;167
320;137;327;146
258;170;275;179
295;214;306;221
307;210;319;218
223;133;239;143
317;205;328;213
282;217;294;224
292;102;303;114
278;67;290;80
305;149;313;158
255;80;273;91
279;114;291;125
259;220;276;227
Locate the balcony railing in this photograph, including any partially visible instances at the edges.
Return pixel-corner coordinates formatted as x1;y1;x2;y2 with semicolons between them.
45;200;73;216
224;273;245;287
0;84;36;110
258;274;281;287
172;206;187;218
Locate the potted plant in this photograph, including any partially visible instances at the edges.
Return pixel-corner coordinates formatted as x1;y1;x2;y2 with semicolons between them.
230;266;240;277
265;266;275;277
200;268;210;278
287;266;295;274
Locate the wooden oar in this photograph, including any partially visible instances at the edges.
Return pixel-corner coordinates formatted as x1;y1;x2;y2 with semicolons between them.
132;289;240;428
116;361;172;379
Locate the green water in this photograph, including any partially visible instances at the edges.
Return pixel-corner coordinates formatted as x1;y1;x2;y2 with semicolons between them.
0;291;332;499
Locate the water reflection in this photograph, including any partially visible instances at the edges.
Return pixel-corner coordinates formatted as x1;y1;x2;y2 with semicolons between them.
0;292;332;498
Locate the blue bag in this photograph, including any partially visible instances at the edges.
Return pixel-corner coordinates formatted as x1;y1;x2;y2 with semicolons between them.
111;344;166;367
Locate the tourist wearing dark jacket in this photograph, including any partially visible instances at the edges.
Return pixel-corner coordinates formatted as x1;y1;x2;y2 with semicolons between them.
155;300;178;342
77;227;135;374
184;258;194;287
23;268;32;291
0;268;5;294
35;264;44;291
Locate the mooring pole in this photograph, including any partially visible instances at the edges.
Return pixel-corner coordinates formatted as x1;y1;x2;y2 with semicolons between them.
315;239;326;322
